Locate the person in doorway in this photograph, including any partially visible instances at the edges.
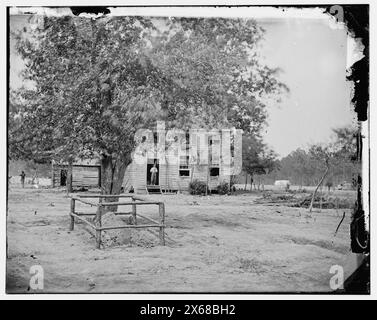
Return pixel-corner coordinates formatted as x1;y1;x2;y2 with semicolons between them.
150;163;158;185
20;171;26;188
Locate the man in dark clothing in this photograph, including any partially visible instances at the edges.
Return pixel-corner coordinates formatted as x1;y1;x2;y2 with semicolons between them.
20;171;26;188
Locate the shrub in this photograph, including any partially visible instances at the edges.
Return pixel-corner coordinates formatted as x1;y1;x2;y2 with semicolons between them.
217;181;230;195
229;179;236;192
189;179;208;195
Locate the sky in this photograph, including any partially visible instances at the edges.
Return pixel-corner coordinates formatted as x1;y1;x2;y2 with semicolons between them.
258;17;356;157
9;8;358;158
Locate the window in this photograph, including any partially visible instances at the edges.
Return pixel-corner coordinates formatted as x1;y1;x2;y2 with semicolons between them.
179;169;190;177
209;138;220;165
209;137;220;177
179;134;191;177
210;167;220;176
179;155;190;177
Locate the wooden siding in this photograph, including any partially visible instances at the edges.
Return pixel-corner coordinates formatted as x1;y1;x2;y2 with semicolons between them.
72;166;100;187
52;164;100;188
124;156;230;194
122;128;238;193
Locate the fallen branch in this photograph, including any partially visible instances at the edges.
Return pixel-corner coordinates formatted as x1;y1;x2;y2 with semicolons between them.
334;212;346;237
309;165;329;213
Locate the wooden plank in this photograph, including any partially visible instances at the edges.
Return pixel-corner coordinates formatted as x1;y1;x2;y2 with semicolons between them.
99;224;164;231
159;202;166;245
70;198;75;231
114;211;133;215
95;199;102;249
74;212;97;216
75;193;135;198
137;213;160;225
70;212;97;230
99;201;161;206
72;197;99;207
73;194;148;202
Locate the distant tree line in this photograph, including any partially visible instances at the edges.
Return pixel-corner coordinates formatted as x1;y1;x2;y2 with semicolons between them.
238;125;361;189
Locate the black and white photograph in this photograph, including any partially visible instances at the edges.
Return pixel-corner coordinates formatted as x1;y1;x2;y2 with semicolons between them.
4;3;371;296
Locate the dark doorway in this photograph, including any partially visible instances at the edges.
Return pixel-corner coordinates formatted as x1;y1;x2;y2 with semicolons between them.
146;159;159;186
60;169;67;186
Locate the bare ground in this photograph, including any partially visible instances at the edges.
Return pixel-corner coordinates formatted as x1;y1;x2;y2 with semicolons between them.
6;186;358;293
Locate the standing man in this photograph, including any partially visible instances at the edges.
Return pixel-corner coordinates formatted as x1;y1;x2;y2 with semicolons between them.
150;163;158;185
20;171;26;188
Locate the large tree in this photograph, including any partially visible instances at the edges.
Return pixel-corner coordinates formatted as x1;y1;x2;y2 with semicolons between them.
10;15;287;199
11;16;162;195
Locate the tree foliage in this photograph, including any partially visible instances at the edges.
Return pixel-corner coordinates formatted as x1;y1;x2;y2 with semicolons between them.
242;134;279;188
9;15;288;194
156;18;289;136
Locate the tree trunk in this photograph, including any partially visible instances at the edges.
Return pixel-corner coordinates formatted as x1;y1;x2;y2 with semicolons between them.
51;161;54;188
190;164;195;184
206;142;211;196
99;155;129;214
206;163;210;196
249;175;254;191
244;174;248;191
66;160;73;194
165;154;170;192
319;186;323;212
230;175;234;194
309;165;329;213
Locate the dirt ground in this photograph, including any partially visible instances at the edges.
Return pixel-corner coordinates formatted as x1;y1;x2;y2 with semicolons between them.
6;185;359;293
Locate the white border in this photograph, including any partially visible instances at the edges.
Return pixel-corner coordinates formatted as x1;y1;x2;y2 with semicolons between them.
1;0;375;300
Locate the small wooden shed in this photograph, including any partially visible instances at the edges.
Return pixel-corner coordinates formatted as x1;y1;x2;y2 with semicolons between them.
51;159;101;188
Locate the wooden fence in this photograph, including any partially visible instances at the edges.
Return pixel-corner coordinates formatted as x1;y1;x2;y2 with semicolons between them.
69;193;165;249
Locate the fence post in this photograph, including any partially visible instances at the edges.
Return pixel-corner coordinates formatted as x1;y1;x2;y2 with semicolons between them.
132;197;137;225
95;198;103;249
159;202;165;246
70;198;75;231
